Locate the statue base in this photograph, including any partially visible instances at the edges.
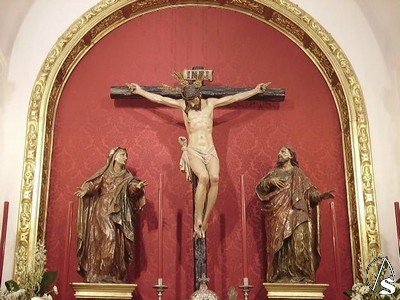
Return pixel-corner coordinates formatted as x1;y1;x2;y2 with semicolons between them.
71;282;137;299
263;283;329;299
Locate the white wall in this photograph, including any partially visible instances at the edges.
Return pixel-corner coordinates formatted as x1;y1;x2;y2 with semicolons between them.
0;0;399;283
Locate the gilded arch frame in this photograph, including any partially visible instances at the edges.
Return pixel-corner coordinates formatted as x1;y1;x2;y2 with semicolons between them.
15;0;380;282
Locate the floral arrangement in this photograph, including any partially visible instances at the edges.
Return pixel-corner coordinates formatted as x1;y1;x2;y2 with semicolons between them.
345;281;400;300
1;241;58;300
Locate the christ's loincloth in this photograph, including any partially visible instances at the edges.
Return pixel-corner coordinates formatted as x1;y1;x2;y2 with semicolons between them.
178;136;219;182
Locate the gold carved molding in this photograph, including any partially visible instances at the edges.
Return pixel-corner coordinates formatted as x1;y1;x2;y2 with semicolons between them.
15;0;380;283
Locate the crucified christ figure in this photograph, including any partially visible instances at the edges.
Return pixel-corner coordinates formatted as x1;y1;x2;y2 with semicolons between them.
128;78;270;239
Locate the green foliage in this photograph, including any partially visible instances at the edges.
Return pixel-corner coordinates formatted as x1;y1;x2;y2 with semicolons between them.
38;271;58;296
4;280;19;293
2;242;58;300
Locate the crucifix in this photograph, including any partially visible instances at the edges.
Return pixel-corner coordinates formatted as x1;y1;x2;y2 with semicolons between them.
110;67;285;291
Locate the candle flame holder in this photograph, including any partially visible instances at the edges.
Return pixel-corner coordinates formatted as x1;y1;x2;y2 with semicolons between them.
239;277;253;300
153;278;167;300
189;274;220;300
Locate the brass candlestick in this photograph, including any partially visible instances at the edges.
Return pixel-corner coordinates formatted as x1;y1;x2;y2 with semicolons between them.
153;278;167;300
189;274;219;300
239;277;253;300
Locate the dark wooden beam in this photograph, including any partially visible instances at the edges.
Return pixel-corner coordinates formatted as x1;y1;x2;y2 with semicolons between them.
110;85;285;102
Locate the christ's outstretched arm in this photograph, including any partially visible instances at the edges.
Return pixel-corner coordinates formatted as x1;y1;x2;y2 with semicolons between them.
127;83;183;109
212;82;270;108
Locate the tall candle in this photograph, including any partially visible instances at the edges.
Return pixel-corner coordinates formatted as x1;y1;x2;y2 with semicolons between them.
394;202;400;257
241;175;248;278
330;201;342;292
62;201;74;299
158;174;164;279
0;201;9;284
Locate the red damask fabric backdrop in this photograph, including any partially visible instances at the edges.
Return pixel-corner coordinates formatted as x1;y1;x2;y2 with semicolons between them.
46;7;352;299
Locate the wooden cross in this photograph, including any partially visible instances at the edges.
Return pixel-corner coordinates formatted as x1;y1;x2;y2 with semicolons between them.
110;68;285;102
110;67;285;291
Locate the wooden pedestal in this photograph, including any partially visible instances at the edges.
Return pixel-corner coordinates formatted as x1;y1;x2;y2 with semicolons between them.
263;283;329;299
71;283;137;300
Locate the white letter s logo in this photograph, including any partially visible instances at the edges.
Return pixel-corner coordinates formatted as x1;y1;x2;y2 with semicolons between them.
379;278;396;295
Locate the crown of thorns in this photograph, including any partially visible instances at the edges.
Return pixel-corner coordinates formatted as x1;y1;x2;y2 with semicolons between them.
162;71;204;100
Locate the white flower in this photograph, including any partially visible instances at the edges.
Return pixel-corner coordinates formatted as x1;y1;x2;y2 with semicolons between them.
351;294;363;300
0;289;27;300
352;283;364;293
31;296;52;300
359;285;370;295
